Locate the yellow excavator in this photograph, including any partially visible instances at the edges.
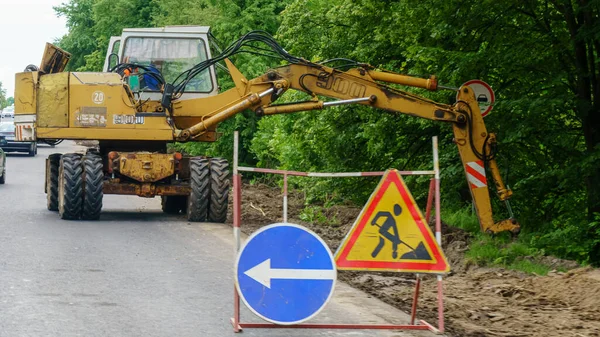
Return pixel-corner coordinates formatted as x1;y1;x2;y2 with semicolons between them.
14;26;518;234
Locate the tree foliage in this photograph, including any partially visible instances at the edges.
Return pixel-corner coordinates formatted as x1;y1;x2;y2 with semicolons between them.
0;82;6;109
54;0;600;263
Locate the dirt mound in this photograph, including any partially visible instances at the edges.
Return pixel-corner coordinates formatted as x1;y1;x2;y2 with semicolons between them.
229;183;599;337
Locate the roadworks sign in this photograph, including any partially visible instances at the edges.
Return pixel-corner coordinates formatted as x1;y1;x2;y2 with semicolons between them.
334;170;450;273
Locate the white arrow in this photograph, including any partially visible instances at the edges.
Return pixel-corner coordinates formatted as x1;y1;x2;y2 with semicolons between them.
244;258;336;289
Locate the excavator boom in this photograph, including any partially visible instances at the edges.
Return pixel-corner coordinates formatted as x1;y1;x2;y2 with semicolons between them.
174;61;519;234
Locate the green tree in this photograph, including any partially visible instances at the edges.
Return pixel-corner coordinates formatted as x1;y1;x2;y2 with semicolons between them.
54;0;98;71
55;0;157;71
250;0;600;262
0;82;7;109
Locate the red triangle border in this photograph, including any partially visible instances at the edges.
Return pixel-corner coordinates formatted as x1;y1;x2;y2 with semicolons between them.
336;171;449;273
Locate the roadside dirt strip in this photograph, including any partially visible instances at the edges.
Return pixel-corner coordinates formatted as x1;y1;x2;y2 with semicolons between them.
230;183;600;337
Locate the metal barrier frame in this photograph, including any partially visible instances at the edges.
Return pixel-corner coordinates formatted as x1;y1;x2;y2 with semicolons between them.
231;131;445;334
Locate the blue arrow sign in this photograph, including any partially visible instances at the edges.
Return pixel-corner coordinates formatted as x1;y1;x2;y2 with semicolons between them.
235;223;337;325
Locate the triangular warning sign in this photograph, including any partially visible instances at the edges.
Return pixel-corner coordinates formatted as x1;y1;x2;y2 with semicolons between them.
334;169;450;273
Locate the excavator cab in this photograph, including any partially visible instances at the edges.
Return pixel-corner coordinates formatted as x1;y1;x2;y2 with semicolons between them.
102;26;219;101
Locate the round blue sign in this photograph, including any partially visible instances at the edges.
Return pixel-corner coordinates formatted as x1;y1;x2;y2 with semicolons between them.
235;223;337;325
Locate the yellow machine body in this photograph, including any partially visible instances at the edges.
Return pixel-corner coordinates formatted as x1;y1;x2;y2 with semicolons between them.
14;26;519;233
15;71;219;142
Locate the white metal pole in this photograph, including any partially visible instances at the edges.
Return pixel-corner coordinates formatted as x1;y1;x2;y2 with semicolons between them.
283;174;288;223
232;131;242;330
233;131;240;252
432;136;442;245
433;135;445;333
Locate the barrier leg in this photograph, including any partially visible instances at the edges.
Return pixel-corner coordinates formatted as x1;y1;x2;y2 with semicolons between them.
232;287;242;332
410;275;421;325
437;275;444;333
412;178;435;326
425;178;435;223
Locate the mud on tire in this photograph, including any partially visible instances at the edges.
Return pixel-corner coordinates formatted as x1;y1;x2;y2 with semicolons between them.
187;157;210;222
82;154;103;220
58;154;83;220
208;158;229;223
46;153;62;211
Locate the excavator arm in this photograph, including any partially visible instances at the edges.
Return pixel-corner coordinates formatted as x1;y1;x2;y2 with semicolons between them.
171;60;519;234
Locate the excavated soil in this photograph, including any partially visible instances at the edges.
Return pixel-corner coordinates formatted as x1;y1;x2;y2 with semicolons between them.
228;183;600;337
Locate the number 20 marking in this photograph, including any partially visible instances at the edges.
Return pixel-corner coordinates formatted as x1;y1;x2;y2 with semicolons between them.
92;91;105;104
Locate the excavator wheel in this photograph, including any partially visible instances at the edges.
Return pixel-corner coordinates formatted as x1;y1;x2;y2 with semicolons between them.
58;153;83;220
187;157;210;222
161;196;187;214
46;153;62;211
82;154;103;220
208;158;230;223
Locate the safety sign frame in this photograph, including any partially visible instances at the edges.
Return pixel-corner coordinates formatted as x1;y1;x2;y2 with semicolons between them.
231;131;448;334
335;169;450;273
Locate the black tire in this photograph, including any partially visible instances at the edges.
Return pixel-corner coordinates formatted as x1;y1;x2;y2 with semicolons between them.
0;170;5;184
28;143;37;157
82;154;103;220
43;139;63;146
46;154;61;211
208;158;230;223
161;196;187;214
187;157;210;222
58;154;83;220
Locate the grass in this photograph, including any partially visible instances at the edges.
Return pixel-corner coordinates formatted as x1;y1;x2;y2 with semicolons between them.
509;259;554;275
464;233;560;275
444;208;560;275
299;205;339;226
443;207;481;233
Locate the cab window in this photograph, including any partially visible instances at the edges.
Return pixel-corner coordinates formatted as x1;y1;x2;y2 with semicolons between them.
122;37;213;93
108;40;120;70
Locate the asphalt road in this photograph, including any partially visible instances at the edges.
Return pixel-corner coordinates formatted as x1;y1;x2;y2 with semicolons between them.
0;142;433;337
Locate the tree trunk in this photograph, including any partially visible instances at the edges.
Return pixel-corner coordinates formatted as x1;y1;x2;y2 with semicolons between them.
583;112;600;216
561;0;600;216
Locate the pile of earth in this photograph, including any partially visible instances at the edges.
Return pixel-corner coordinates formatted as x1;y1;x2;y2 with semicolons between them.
227;182;599;337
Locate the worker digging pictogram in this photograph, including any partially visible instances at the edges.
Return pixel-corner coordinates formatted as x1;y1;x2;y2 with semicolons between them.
370;204;431;261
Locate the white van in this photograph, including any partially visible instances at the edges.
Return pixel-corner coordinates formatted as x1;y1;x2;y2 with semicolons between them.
1;105;14;119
